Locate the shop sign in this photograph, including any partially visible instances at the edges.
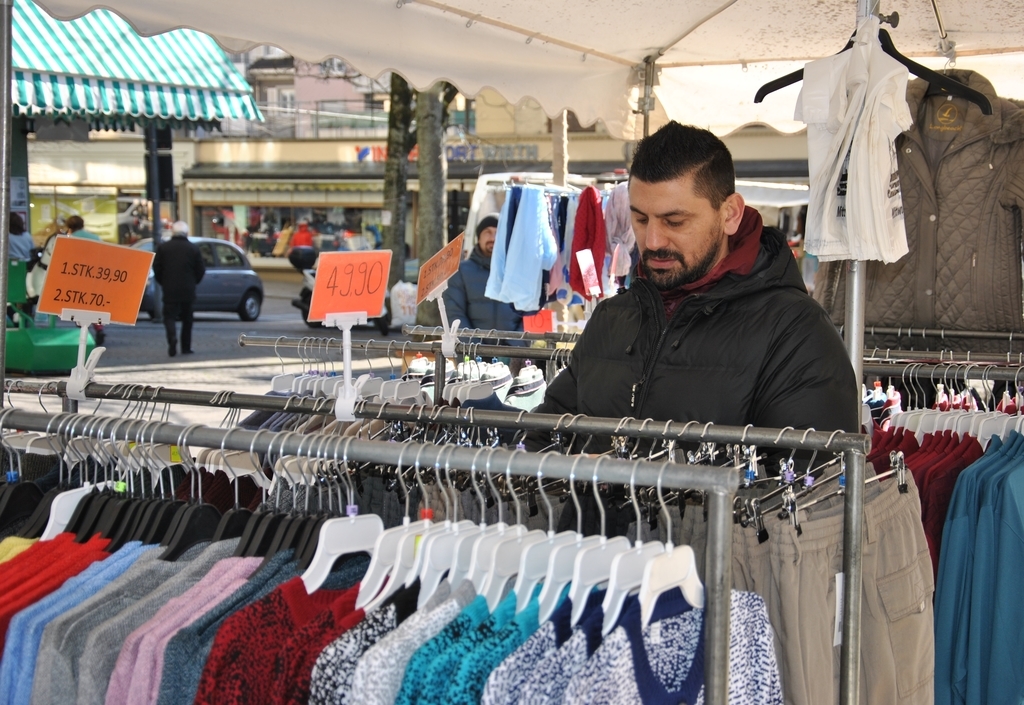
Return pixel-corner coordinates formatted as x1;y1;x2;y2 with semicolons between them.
445;144;539;162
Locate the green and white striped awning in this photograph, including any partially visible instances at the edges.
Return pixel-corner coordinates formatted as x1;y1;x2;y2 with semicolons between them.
12;0;261;128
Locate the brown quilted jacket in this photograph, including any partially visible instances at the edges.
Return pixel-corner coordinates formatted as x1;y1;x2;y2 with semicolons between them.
814;70;1024;345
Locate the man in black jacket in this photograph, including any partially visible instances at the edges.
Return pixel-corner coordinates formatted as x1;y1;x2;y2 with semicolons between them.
534;122;857;446
152;221;205;357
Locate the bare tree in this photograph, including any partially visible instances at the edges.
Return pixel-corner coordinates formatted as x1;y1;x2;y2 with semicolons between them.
415;83;464;327
414;81;458;326
382;74;415;293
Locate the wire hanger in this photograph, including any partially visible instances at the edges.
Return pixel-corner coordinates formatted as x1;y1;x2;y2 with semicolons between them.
754;15;992;115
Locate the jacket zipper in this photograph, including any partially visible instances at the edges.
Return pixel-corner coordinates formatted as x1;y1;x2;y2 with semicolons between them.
630;296;705;417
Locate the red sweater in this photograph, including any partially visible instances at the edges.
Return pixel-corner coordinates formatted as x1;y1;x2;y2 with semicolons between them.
195;577;351;705
269;587;363;705
0;532;109;650
569;186;608;299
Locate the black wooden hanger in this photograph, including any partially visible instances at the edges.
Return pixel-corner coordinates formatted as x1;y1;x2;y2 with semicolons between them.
754;17;992;116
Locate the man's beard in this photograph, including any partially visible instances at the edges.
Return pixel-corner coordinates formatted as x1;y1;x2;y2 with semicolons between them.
641;226;724;292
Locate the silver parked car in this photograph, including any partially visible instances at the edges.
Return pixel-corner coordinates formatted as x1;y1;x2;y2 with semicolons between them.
134;237;264;321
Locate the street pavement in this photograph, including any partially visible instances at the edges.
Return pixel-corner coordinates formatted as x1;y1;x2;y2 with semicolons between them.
7;280;408;426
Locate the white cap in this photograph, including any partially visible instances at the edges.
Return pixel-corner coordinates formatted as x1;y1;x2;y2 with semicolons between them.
171;221;189;236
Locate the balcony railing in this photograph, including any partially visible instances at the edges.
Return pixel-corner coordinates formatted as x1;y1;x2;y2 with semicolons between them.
214;100;390;139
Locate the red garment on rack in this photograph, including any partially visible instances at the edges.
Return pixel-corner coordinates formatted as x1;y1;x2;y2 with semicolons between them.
0;532;109;650
915;434;984;578
195;577;352;705
269;591;364;705
569;186;607;299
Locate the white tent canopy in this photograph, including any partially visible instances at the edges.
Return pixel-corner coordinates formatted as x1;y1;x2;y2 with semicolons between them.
32;0;1024;138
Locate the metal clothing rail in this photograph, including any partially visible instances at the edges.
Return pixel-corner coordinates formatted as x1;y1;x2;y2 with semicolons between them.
237;334;568;405
0;408;749;704
237;333;564;361
863;361;1024;383
855;326;1024;342
403;325;581;344
863;349;1024;365
3;380;870;454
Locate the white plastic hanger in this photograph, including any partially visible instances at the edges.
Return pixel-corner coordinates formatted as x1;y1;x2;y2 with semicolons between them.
513;460;577;614
407;449;467;583
447;450;505;588
355;446;432;610
467;454;524;589
303;438;385;593
537;457;603;623
637;466;704;627
479;452;546;610
415;449;479;607
602;466;665;635
363;450;437;612
567;463;630;626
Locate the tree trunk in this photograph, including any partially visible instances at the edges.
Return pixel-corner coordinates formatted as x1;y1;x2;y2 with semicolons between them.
382;74;415;291
415;81;448;326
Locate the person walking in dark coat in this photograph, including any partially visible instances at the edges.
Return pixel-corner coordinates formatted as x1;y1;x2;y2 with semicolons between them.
152;221;205;357
530;122;858;452
442;214;523;335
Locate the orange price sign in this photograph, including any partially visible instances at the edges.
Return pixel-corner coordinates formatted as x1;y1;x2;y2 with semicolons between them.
37;237;154;325
417;233;464;304
308;250;392;322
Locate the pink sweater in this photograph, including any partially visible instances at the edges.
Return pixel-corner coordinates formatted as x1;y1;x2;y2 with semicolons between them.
104;556;262;705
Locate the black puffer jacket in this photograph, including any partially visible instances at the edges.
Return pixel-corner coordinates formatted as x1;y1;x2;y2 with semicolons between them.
534;227;858;441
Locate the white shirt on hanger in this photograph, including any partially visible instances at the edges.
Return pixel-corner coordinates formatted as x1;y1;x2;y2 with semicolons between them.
797;15;912;264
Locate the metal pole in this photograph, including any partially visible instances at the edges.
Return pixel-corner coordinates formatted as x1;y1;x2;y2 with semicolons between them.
704;488;733;704
839;450;866;705
146;125;161;240
0;408;742;495
552;110;568;188
403;324;580;344
642;56;656;138
863;361;1024;383
238;334;561;362
861;326;1024;342
839;3;874;699
0;0;13;404
2;380;873;453
863;348;1024;365
845;261;866;399
61;397;77;413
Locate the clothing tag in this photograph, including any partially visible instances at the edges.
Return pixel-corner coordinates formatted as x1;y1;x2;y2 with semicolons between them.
928;99;965;133
650;620;663;645
575;249;602;297
833;572;844;647
170;445;182;463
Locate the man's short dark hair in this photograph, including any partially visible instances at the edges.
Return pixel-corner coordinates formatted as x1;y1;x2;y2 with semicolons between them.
65;215;85;232
9;212;24;235
629;121;736;209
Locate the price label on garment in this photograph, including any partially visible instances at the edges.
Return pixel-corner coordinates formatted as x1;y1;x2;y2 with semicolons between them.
308;250;392;322
575;249;602;297
37;237;154;324
417;233;464;304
